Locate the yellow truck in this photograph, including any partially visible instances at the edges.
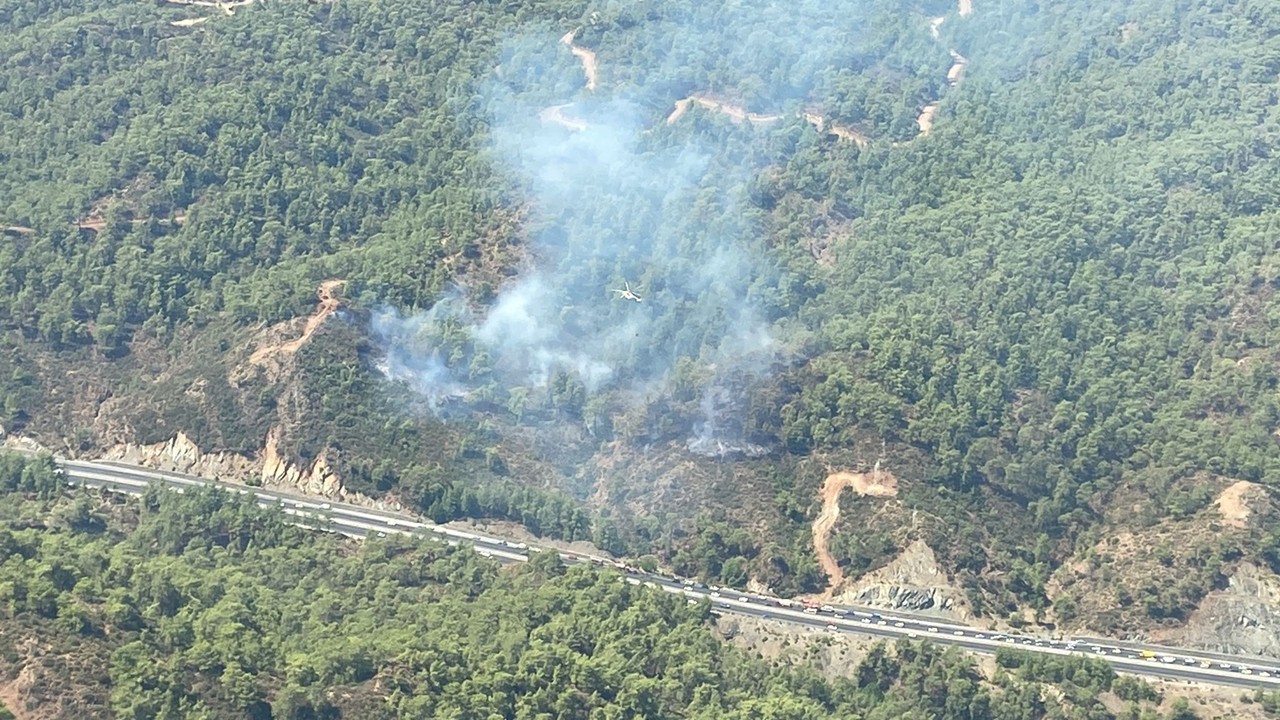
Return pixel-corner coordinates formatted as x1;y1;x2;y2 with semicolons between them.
1139;650;1155;659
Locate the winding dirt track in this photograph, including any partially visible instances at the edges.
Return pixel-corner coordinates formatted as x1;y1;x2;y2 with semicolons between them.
249;279;346;365
539;104;588;131
666;95;781;125
812;468;898;589
561;30;598;90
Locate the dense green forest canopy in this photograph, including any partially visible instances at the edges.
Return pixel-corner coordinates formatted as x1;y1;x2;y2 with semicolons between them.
0;455;1192;719
3;0;1280;624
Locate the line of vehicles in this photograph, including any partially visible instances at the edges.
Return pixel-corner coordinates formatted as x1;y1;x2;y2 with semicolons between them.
55;457;1280;687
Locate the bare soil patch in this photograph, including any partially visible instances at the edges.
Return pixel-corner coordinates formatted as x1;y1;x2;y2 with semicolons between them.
171;17;208;26
539;104;588;131
560;30;597;90
1216;480;1263;529
813;467;898;588
958;0;973;16
249;279;345;366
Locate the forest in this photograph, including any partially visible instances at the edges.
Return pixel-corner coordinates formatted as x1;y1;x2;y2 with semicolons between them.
3;0;1280;630
0;455;1198;719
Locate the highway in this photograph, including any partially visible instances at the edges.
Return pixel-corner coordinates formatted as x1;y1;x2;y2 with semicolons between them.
38;454;1280;690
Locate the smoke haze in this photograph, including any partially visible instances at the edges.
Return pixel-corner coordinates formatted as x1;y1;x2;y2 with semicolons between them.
372;6;891;453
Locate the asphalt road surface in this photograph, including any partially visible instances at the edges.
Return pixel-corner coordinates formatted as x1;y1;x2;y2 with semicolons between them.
37;454;1280;691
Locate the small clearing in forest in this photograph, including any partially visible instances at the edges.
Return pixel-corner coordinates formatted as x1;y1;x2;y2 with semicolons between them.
171;17;208;26
249;279;346;366
958;0;973;16
1215;480;1263;529
813;466;899;589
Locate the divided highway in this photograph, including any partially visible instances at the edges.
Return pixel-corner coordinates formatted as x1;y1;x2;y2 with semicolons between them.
45;455;1280;691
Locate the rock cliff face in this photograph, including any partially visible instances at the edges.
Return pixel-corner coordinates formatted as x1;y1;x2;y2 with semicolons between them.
831;539;970;621
1163;563;1280;659
101;431;257;480
99;429;383;508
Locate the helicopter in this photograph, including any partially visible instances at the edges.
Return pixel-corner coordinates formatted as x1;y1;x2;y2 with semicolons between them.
611;281;643;303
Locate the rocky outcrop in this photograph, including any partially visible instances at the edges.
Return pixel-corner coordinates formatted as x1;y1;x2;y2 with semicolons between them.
832;539;970;620
100;428;384;508
102;431;257;481
260;426;375;504
849;584;957;613
1164;563;1280;659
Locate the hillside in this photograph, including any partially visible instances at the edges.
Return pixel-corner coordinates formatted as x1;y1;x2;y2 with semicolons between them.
3;0;1280;652
0;455;1192;720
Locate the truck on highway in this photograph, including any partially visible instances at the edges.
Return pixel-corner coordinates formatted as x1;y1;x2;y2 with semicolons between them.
1139;650;1155;659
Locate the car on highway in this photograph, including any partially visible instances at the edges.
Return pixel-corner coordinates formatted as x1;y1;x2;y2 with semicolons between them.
376;532;386;537
820;605;834;612
894;622;905;628
804;607;818;615
927;627;938;633
710;592;721;598
826;625;838;632
739;596;749;603
953;630;964;636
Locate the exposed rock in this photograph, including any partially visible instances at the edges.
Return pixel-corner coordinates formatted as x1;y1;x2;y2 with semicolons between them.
1162;563;1280;660
260;426;368;502
99;428;386;509
2;434;51;455
832;539;970;621
101;431;257;481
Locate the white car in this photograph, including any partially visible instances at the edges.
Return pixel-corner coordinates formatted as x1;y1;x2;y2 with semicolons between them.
953;630;964;636
826;624;838;632
894;622;905;628
376;532;386;538
710;592;721;598
928;627;938;633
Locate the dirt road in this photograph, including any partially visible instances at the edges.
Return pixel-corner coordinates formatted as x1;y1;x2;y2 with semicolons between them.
668;95;781;125
249;279;346;365
812;467;898;590
802;112;869;147
539;104;588;131
560;30;598;90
